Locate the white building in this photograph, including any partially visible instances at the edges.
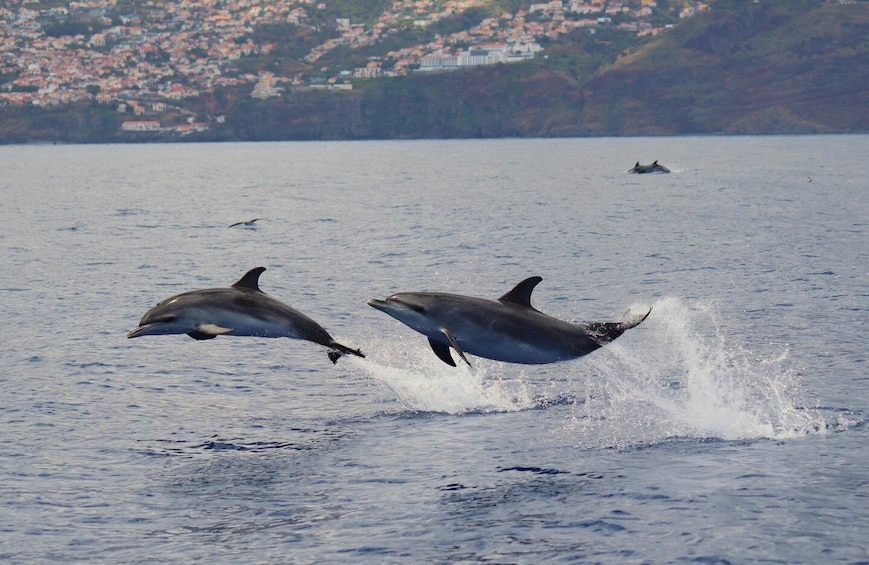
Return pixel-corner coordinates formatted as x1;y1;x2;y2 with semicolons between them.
458;44;507;67
418;54;459;71
121;120;161;132
251;72;281;98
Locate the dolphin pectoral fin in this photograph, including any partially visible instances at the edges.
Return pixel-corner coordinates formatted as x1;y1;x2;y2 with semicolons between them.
442;329;472;367
187;323;233;340
428;338;457;367
187;331;217;340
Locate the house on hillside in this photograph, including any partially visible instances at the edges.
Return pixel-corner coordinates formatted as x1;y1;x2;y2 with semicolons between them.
121;120;161;132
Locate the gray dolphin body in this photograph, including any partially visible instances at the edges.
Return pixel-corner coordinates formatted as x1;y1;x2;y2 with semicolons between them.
629;160;670;174
368;277;649;367
128;267;364;364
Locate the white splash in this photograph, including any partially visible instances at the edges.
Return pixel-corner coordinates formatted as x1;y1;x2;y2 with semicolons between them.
564;297;828;446
351;336;537;414
354;298;827;445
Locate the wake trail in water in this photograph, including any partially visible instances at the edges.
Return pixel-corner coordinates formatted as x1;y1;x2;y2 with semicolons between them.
352;297;829;444
347;342;538;414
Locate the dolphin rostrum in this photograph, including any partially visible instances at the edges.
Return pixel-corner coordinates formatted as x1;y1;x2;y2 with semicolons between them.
368;277;649;367
128;267;364;364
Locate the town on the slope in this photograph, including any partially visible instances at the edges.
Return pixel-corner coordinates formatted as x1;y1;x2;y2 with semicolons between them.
0;0;709;132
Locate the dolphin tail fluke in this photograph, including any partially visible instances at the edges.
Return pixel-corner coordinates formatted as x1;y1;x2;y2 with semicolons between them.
585;307;651;345
620;307;651;330
327;342;365;364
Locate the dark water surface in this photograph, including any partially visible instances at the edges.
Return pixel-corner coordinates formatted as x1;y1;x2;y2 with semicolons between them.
0;136;866;562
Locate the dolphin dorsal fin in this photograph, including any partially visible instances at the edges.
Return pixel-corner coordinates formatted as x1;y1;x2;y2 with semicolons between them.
498;276;542;308
232;267;266;291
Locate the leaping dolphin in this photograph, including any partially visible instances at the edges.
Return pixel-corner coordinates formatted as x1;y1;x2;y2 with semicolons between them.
368;277;649;367
629;160;670;174
127;267;364;364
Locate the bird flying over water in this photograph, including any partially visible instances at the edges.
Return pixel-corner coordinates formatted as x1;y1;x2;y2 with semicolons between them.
228;218;261;228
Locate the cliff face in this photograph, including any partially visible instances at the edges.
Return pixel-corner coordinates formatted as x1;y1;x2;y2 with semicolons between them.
223;65;590;141
578;1;869;135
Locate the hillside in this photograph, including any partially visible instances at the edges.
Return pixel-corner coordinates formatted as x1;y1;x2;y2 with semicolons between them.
0;0;866;142
580;0;869;135
216;0;869;140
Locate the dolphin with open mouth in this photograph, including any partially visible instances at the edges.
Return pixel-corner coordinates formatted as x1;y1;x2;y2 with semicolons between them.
128;267;364;364
368;277;649;367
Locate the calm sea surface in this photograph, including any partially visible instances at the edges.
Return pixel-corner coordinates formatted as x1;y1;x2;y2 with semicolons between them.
0;136;866;563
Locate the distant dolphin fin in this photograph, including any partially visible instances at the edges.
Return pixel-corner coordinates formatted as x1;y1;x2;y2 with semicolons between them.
498;276;543;308
232;267;266;291
428;338;457;367
442;329;471;367
187;323;233;340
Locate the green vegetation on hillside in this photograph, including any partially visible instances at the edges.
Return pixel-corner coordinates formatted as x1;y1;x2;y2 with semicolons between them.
580;0;869;135
234;24;322;76
0;0;866;143
0;104;123;144
237;0;865;139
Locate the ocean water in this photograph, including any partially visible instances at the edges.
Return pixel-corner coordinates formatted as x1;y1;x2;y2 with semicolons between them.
0;136;866;563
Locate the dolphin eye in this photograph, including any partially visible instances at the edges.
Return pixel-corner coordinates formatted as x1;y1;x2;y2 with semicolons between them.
408;304;425;313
